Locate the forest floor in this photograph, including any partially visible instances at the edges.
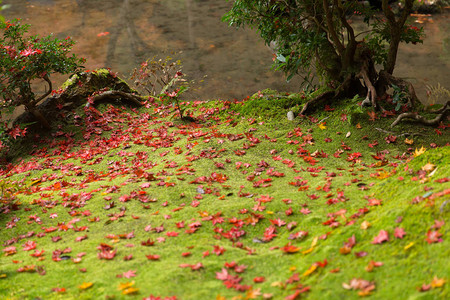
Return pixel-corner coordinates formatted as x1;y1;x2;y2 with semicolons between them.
0;90;448;299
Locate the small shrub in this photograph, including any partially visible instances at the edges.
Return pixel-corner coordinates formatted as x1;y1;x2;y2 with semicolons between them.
0;19;85;129
130;56;191;119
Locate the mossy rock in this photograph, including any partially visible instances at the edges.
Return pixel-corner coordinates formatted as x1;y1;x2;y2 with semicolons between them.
14;69;137;127
57;69;137;106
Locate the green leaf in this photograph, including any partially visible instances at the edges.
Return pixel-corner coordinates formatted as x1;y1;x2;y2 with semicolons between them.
276;54;286;63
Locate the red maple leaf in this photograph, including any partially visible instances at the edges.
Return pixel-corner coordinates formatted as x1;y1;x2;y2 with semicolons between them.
371;230;389;244
22;241;37;251
116;270;137;278
269;218;286;227
425;230;442;244
281;242;300;254
146;254;160;260
263;226;277;242
3;246;17;256
98;250;116;260
213;245;226;256
394;227;406;239
216;268;230;281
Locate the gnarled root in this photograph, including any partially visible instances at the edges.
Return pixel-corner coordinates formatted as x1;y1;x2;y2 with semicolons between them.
299;90;335;115
391;101;449;127
85;91;144;108
299;75;360;115
359;65;377;109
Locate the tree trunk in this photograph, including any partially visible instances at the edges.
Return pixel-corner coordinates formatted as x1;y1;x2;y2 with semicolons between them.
28;107;51;129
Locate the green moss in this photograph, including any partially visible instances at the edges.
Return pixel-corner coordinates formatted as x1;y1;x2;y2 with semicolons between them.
0;95;448;299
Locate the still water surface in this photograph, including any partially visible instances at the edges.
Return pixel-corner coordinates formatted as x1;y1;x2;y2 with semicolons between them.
3;0;450;103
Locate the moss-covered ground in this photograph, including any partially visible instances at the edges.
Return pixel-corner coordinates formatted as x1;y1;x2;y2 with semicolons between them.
0;90;448;299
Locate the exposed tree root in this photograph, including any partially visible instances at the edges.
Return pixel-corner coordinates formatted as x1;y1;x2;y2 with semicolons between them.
391;101;449;127
85;91;144;108
299;90;335;115
359;59;378;109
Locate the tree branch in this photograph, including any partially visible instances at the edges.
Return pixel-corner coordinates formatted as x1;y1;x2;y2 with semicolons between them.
322;0;345;55
32;74;53;106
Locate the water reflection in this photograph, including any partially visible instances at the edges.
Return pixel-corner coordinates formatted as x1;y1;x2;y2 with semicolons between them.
3;0;449;103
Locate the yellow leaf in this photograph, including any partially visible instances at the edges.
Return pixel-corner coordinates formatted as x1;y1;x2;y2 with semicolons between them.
266;211;274;215
318;123;327;130
118;281;135;291
289;266;297;272
358;290;372;297
302;247;314;255
122;287;139;295
271;281;285;288
377;171;390;180
78;282;93;290
430;276;446;288
302;264;318;277
404;138;414;145
30;179;41;186
216;295;226;300
421;163;435;173
413;146;426;157
0;274;7;278
404;242;415;250
310;236;319;248
360;220;371;230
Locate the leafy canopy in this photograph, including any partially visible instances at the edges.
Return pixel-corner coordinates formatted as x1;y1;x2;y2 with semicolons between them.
223;0;423;84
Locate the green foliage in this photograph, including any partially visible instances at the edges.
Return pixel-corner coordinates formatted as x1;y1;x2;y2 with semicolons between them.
391;84;409;112
223;0;424;85
0;19;85;111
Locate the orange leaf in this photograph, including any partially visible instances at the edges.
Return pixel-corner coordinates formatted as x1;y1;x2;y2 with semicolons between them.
78;282;93;290
118;281;135;291
430;276;446;288
302;264;318;277
122;287;139;295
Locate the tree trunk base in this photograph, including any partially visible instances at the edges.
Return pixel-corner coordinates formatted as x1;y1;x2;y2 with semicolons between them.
28;107;51;130
299;90;335;115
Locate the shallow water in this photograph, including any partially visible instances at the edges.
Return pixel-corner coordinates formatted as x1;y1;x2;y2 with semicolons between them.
3;0;450;104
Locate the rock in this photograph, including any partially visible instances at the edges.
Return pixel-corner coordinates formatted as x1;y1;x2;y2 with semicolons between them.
14;69;139;127
287;111;295;121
